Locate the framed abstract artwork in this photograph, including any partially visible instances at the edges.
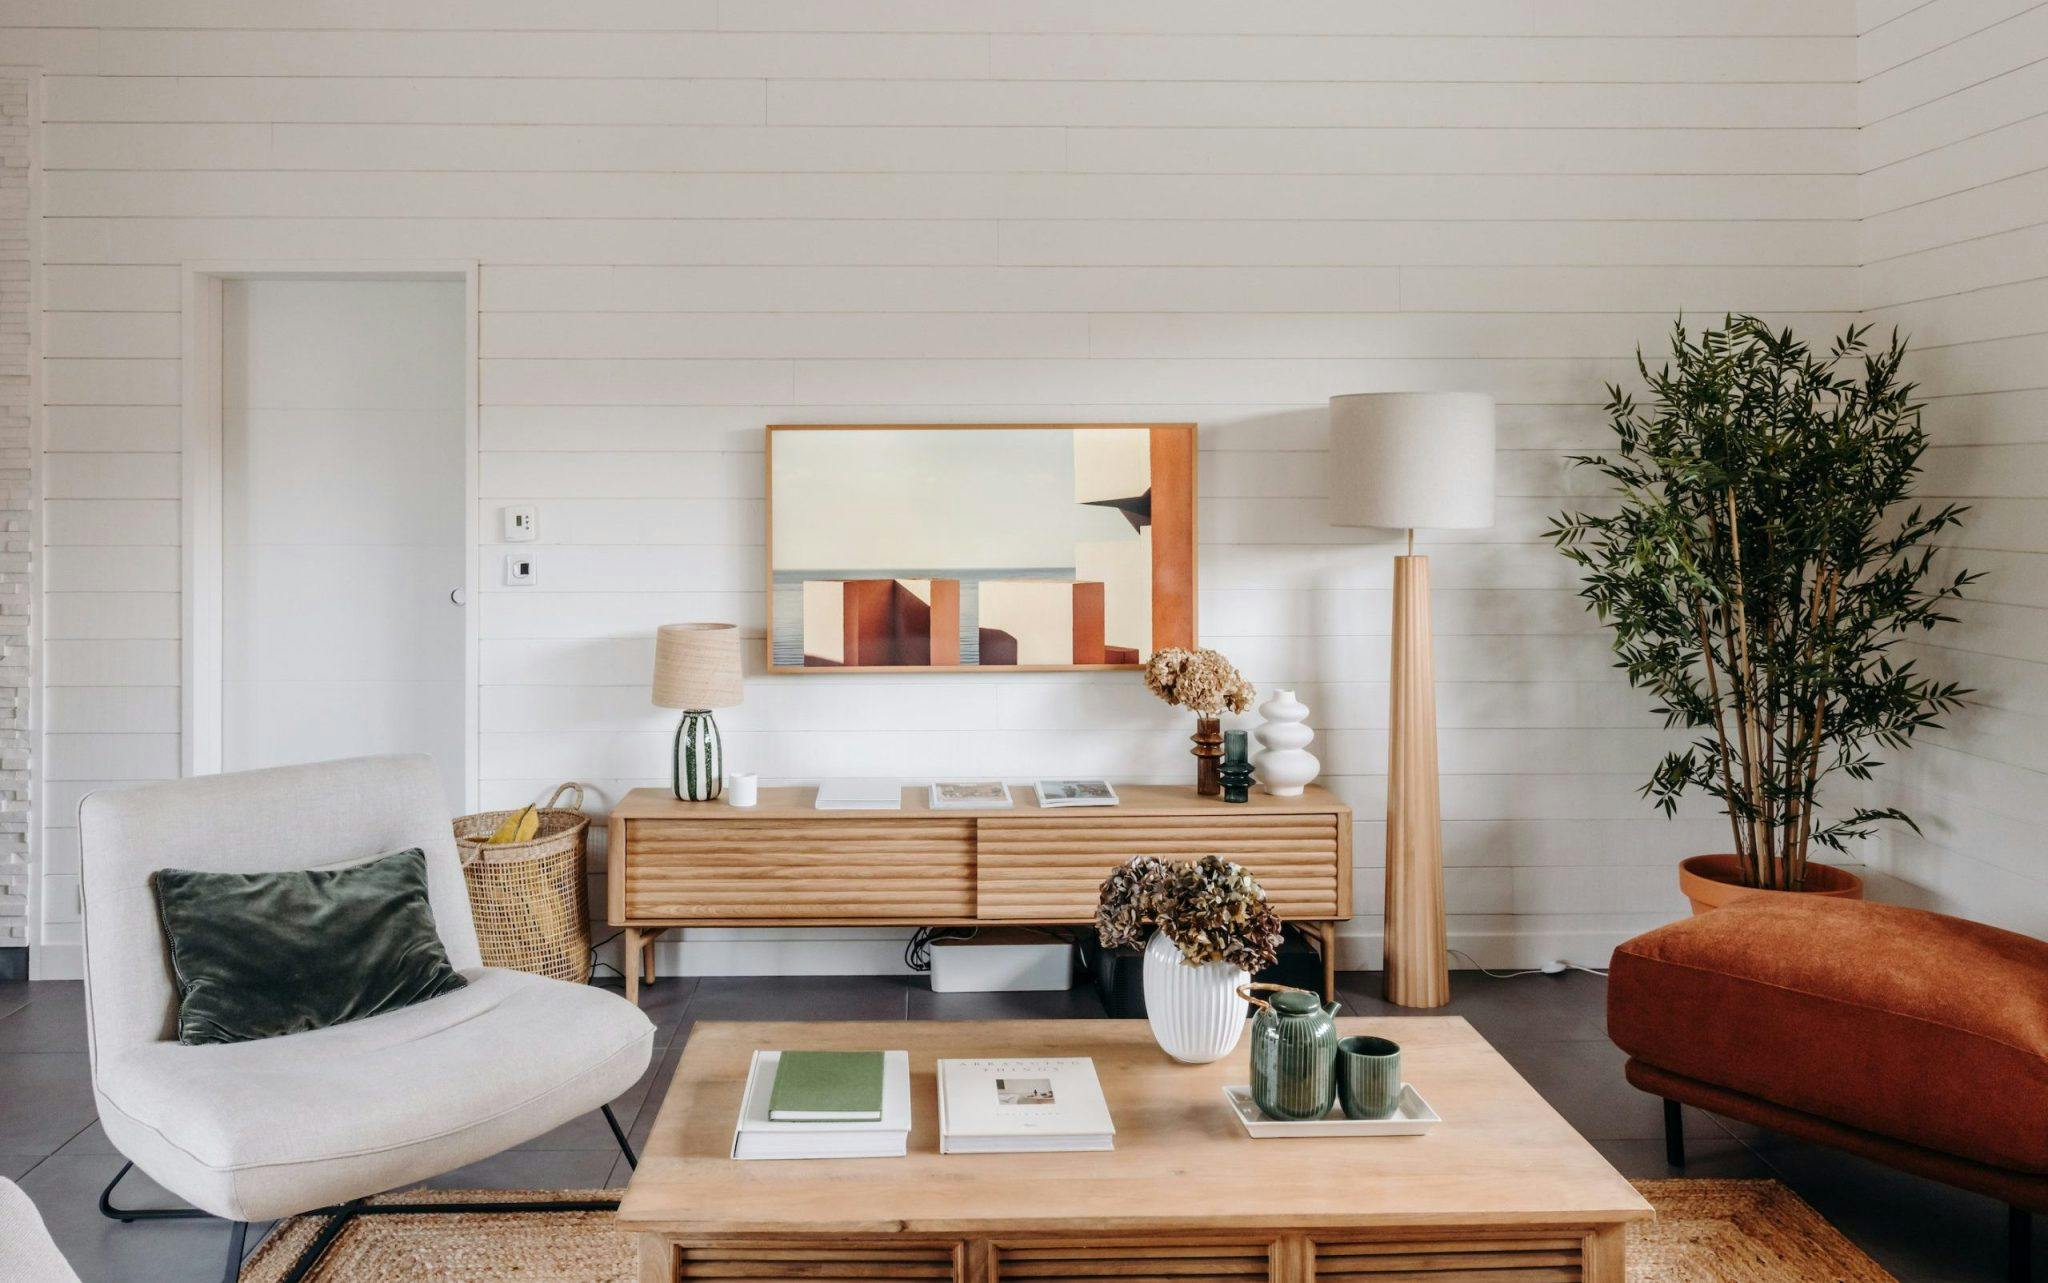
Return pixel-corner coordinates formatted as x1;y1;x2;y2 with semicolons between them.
766;424;1197;672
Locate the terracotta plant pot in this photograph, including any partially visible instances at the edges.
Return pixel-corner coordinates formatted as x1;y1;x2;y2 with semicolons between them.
1677;853;1865;916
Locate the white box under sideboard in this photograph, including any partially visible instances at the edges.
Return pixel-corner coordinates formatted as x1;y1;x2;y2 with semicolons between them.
930;929;1075;993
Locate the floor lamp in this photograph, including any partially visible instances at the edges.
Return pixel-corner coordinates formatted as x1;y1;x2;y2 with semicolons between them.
1328;393;1496;1008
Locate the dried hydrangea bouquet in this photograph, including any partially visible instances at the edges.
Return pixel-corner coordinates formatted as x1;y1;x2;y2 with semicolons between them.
1143;647;1255;796
1098;854;1284;1062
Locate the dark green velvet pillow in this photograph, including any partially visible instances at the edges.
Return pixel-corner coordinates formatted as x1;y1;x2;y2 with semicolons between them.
152;847;468;1046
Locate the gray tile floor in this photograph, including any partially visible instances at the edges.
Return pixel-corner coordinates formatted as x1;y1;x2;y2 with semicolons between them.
2;971;2037;1282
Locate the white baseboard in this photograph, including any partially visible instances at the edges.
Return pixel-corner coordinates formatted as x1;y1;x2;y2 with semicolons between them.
1332;928;1635;973
608;934;920;978
30;942;82;980
31;932;1630;987
618;925;1641;980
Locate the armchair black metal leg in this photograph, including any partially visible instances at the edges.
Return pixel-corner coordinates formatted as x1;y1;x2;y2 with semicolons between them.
221;1220;249;1283
1663;1099;1685;1168
602;1102;638;1169
98;1160;213;1223
275;1200;363;1283
2013;1206;2033;1283
103;1135;636;1283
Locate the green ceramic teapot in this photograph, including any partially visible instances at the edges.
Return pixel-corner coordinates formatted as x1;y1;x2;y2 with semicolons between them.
1242;982;1341;1121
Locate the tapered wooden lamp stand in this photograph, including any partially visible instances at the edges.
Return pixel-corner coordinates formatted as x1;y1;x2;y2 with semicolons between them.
1384;534;1449;1006
1329;393;1495;1009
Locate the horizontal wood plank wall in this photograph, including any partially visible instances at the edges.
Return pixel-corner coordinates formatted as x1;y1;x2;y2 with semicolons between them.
12;2;1867;974
1857;0;2048;940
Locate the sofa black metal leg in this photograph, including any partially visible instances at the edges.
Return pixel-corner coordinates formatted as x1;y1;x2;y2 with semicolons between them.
98;1160;213;1223
220;1220;249;1283
2013;1206;2033;1283
1663;1099;1685;1168
601;1102;638;1169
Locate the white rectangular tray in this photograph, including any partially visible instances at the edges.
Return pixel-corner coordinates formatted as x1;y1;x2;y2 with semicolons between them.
1223;1084;1440;1138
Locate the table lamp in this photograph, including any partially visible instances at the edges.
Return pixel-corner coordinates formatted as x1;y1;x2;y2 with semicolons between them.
651;622;744;801
1328;393;1495;1008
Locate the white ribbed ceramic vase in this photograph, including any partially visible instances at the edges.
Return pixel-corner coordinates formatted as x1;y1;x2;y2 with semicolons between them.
1252;688;1320;797
1142;930;1250;1064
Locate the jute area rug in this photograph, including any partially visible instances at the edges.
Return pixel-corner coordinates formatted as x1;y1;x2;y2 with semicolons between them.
241;1178;1894;1282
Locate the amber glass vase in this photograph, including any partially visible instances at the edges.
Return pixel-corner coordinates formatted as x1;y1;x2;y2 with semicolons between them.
1191;716;1224;796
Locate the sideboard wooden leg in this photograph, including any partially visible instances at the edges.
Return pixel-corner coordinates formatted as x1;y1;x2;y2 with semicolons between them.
1581;1225;1626;1283
1318;922;1339;1001
623;927;642;1004
643;934;658;985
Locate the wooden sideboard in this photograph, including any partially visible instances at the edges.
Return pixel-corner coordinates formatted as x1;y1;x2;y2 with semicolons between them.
606;784;1352;1003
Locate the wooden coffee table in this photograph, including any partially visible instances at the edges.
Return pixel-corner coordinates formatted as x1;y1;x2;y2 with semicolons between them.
621;1018;1652;1282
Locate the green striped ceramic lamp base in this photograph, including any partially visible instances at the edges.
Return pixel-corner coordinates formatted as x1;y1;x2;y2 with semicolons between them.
673;709;724;801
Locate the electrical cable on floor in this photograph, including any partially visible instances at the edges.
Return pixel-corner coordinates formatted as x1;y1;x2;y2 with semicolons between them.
1448;949;1607;979
903;926;979;972
586;930;627;983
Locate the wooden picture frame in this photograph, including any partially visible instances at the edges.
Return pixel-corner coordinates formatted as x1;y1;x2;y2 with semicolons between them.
765;423;1197;674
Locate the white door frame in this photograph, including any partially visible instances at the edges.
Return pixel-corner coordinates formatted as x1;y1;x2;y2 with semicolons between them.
180;262;482;811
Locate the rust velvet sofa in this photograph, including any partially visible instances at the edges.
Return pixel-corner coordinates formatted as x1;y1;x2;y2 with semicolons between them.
1608;895;2048;1281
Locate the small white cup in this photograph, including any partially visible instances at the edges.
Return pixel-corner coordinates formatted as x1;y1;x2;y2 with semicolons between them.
726;773;759;808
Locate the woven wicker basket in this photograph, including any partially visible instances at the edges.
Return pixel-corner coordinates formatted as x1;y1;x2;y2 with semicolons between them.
454;784;592;984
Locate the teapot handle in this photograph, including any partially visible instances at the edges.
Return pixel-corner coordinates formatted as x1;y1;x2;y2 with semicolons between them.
1235;981;1319;1011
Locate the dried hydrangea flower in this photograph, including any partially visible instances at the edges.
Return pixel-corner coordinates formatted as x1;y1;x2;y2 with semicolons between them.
1143;647;1255;716
1095;855;1174;951
1157;855;1284;972
1095;853;1283;974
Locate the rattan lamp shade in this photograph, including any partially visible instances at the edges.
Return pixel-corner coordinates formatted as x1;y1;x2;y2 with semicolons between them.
651;623;744;710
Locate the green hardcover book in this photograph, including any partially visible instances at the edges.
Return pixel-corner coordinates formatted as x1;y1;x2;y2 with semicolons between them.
768;1050;886;1121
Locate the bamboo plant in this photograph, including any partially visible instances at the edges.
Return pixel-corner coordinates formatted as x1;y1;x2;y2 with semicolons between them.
1548;316;1976;891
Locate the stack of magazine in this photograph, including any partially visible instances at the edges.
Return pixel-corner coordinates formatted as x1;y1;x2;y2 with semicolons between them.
937;1057;1116;1153
731;1049;911;1160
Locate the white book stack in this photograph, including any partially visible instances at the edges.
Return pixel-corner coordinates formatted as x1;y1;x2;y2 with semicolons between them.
730;1050;912;1160
937;1057;1116;1153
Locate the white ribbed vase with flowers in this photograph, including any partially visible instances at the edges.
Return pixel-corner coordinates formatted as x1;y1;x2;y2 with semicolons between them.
1097;854;1285;1064
1141;930;1250;1063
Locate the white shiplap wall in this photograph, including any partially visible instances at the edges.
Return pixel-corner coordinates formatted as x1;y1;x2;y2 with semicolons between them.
0;69;33;967
1858;0;2048;939
10;2;1868;977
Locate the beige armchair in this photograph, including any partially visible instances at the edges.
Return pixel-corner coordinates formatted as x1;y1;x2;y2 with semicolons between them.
78;754;654;1282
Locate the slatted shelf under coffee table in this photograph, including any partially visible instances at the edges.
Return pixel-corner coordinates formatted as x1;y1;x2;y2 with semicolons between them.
620;1018;1652;1283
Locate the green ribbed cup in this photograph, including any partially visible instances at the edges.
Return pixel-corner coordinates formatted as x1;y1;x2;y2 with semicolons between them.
1248;988;1339;1121
1337;1035;1402;1120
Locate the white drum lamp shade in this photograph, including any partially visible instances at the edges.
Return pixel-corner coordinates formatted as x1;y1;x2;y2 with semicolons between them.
1328;392;1495;530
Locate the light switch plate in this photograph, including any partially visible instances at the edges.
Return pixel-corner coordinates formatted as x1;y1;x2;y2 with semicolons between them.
502;504;538;542
504;553;536;586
